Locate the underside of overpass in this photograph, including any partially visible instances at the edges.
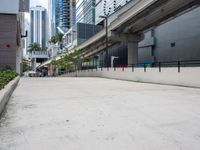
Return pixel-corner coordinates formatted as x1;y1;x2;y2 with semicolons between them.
78;0;200;67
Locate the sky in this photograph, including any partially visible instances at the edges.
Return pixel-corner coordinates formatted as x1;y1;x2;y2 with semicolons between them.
30;0;48;8
25;0;48;19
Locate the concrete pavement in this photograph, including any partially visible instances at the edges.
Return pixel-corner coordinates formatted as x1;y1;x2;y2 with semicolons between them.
0;77;200;150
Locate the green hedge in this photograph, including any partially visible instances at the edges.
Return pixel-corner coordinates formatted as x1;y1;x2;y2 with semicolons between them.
0;69;18;90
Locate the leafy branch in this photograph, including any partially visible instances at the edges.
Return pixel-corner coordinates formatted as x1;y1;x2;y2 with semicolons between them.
51;50;83;70
28;43;42;52
49;33;64;44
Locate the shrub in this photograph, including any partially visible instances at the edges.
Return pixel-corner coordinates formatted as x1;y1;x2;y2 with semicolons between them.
0;69;18;90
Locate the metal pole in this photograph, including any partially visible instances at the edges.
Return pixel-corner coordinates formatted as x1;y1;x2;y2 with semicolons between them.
178;61;180;73
159;62;161;72
105;17;108;68
75;64;77;77
144;64;146;72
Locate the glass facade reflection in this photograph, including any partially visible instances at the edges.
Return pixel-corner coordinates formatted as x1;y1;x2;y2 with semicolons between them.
71;0;76;26
59;0;71;31
63;23;102;48
95;0;132;25
49;0;59;36
76;0;95;24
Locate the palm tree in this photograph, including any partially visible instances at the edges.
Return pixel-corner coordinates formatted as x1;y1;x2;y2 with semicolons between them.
28;43;42;52
49;33;64;44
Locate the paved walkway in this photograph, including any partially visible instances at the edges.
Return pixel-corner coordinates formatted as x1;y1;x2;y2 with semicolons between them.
0;78;200;150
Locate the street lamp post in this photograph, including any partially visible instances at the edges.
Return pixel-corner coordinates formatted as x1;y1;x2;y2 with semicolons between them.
98;0;112;68
99;15;109;68
100;13;113;68
105;16;108;68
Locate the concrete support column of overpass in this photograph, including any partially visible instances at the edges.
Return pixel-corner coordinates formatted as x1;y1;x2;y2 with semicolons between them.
128;42;138;65
109;31;143;65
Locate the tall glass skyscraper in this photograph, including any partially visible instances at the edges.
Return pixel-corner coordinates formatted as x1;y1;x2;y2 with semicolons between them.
59;0;71;31
63;0;101;49
71;0;76;26
48;0;59;37
30;6;46;48
49;0;76;35
76;0;96;24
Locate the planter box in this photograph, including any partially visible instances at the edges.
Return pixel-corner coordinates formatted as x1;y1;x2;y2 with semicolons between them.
0;76;20;116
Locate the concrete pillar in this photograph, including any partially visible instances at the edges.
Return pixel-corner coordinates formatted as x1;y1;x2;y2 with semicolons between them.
16;48;21;74
128;42;138;65
109;31;142;66
32;58;37;71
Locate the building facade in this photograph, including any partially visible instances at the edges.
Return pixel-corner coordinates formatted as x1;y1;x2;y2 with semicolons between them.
76;0;95;24
138;6;200;63
71;0;76;26
58;0;71;31
95;0;131;25
0;0;29;74
48;0;59;37
63;23;102;49
62;0;98;49
30;6;46;48
49;0;76;36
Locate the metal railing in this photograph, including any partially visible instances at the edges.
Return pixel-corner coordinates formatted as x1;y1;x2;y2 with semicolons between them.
30;51;49;59
66;60;200;74
32;51;48;56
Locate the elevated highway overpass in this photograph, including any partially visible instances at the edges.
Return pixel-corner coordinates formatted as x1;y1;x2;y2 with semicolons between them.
73;0;199;65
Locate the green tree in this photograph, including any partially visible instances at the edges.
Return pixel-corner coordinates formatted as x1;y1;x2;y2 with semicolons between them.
52;50;82;70
0;69;17;90
49;33;64;44
41;47;48;51
28;43;42;52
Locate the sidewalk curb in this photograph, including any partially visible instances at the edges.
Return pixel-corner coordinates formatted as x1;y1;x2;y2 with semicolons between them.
0;76;20;116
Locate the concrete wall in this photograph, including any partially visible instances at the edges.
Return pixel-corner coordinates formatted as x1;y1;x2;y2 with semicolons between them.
0;0;19;14
96;43;128;67
63;67;200;88
0;76;20;116
0;14;17;70
138;6;200;62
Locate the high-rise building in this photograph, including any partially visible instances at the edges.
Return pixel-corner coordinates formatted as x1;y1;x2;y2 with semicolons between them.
30;6;46;48
76;0;95;24
59;0;71;32
48;0;59;37
48;0;76;35
71;0;76;26
63;0;103;50
95;0;130;25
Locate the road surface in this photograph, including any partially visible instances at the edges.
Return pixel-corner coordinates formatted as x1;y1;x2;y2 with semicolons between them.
0;77;200;150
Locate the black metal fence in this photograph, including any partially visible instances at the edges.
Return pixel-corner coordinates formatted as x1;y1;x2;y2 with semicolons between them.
67;60;200;74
